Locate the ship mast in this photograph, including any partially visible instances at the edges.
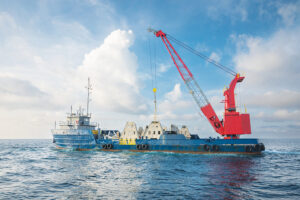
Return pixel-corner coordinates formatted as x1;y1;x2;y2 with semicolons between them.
86;78;92;116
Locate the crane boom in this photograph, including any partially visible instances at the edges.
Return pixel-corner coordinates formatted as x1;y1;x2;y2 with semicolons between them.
150;29;251;139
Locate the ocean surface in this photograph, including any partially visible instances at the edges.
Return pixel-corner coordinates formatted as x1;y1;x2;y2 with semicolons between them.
0;139;300;199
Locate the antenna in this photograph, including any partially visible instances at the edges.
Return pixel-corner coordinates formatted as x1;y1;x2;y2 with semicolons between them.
85;77;92;116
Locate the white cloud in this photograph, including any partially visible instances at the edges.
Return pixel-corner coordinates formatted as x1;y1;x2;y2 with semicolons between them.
155;84;193;120
209;52;221;63
0;12;19;36
76;29;147;114
0;13;148;138
206;0;248;22
158;63;171;74
51;20;91;41
246;90;300;109
155;84;209;128
234;27;300;92
0;76;56;110
165;83;182;101
255;109;300;122
195;43;209;52
274;109;300;120
0;76;44;97
277;3;300;26
233;27;300;127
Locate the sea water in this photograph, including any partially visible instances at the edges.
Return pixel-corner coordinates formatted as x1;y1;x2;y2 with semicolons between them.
0;139;299;199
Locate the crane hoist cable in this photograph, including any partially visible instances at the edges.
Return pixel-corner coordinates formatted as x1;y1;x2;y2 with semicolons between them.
166;34;237;76
148;36;158;89
148;37;153;88
148;35;158;121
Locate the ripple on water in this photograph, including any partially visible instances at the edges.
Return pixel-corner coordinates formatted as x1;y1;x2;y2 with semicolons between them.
0;139;300;199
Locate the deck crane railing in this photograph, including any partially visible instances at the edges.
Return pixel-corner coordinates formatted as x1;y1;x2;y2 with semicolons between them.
149;29;251;139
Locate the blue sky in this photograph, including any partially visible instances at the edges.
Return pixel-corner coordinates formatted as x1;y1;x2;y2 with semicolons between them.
0;0;300;139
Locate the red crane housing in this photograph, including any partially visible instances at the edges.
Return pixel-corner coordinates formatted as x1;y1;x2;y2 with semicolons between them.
150;29;251;139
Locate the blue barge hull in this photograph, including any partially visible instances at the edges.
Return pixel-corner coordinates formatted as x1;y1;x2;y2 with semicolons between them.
53;133;265;154
97;138;265;154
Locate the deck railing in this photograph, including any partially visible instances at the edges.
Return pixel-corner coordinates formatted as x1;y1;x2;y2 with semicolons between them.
51;129;92;135
58;121;97;127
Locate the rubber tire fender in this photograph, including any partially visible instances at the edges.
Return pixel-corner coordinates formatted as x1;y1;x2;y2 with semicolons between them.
249;146;254;152
107;143;113;149
245;145;250;152
254;144;261;151
203;144;210;151
213;145;220;152
136;144;142;150
260;143;265;151
142;144;148;150
102;144;107;149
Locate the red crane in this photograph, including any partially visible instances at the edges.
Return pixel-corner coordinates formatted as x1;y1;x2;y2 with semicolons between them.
149;29;251;139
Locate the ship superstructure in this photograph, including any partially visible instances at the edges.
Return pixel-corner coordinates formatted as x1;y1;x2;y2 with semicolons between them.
52;78;102;150
52;109;98;150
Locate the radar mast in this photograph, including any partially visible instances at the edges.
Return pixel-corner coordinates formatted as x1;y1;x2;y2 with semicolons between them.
86;78;92;116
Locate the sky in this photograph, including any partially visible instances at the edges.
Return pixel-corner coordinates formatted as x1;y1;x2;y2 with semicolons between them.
0;0;300;139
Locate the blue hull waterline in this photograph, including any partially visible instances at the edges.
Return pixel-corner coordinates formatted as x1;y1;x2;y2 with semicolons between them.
53;132;265;154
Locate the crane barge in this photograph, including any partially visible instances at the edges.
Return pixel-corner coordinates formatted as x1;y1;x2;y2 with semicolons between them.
52;30;265;154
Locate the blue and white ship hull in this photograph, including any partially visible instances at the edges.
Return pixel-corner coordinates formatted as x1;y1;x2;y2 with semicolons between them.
53;132;96;151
